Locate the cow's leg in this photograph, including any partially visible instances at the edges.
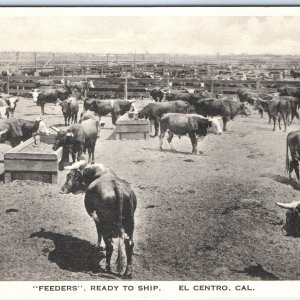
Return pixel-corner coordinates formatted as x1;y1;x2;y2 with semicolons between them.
291;158;300;181
87;147;92;164
222;117;228;132
259;108;263;118
77;144;84;161
91;143;95;164
188;132;198;154
123;202;135;279
159;132;165;151
268;112;271;124
154;118;160;137
272;117;276;131
41;104;45;115
103;236;113;273
167;131;176;153
94;221;105;251
112;113;118;126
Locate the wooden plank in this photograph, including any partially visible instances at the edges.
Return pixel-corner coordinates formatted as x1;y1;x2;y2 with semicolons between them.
6;136;39;154
115;125;150;133
4;159;59;172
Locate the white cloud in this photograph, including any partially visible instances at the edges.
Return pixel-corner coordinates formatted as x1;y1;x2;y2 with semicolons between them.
0;16;299;54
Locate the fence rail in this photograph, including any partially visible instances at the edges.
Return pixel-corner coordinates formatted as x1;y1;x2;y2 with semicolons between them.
1;75;300;99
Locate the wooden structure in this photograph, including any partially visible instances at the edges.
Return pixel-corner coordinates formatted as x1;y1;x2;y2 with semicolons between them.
4;136;63;184
115;114;150;140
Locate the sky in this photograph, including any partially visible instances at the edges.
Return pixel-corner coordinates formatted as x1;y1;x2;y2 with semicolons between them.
0;15;300;55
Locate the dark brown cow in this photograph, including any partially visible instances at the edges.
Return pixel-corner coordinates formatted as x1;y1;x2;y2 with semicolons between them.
194;99;251;131
52;119;98;164
138;100;191;137
61;161;137;278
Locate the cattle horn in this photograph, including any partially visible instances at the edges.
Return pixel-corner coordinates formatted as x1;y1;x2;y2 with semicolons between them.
0;129;8;137
64;160;87;170
50;125;59;132
66;132;74;138
276;201;300;209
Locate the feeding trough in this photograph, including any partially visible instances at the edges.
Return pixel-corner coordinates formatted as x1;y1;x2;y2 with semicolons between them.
115;113;150;140
4;135;63;184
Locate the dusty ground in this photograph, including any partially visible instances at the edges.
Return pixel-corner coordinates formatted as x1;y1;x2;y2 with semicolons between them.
0;96;300;281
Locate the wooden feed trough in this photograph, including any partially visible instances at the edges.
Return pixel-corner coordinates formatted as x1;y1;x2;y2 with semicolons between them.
115;114;150;140
4;135;63;184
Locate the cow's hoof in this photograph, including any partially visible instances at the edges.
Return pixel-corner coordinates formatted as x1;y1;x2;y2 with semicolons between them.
122;273;132;279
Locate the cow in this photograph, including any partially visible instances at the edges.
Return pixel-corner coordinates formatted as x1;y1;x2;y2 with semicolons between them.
145;87;166;102
0;94;19;118
278;86;300;99
58;97;79;126
34;86;72;114
138;100;191;137
52;119;98;164
71;81;95;98
84;99;135;125
165;91;212;106
0;80;7;93
39;70;54;77
276;200;300;237
36;80;54;87
159;113;222;154
290;69;300;80
255;98;291;132
194;99;251;132
61;161;137;278
285;130;300;182
0;116;49;148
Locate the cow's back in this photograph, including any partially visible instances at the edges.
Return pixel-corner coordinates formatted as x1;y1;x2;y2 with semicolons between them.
81;119;98;144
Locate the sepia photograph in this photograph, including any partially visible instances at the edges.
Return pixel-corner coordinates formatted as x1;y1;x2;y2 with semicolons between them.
0;7;300;284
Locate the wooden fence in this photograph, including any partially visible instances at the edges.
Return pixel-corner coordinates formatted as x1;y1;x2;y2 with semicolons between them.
1;75;300;99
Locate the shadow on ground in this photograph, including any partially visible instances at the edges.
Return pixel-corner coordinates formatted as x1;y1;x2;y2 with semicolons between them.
261;173;300;191
30;228;106;275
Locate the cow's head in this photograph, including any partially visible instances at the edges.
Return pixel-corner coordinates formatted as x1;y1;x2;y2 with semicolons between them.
6;97;19;113
31;89;41;103
276;201;300;236
52;130;71;151
207;117;222;135
36;117;50;135
240;103;252;116
278;87;287;96
88;80;95;89
61;160;88;193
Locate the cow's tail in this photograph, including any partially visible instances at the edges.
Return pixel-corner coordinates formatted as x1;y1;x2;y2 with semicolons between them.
114;180;124;237
113;180;127;275
286;134;290;174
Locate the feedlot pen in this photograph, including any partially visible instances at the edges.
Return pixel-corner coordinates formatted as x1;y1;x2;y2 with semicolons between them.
0;96;299;281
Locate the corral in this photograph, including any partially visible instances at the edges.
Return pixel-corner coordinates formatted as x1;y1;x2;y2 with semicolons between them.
0;95;299;280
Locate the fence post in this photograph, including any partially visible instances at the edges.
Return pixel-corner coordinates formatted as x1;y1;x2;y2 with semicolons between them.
256;80;260;90
7;75;10;94
124;77;128;100
211;79;214;94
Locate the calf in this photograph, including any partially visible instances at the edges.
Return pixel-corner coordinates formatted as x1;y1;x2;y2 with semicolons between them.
59;97;79;126
159;113;222;154
61;161;137;278
52;119;98;164
268;99;291;132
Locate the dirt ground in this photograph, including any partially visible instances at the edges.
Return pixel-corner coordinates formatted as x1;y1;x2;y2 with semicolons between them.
0;96;300;281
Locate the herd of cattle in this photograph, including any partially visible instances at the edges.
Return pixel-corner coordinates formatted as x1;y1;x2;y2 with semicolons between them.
1;78;300;278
